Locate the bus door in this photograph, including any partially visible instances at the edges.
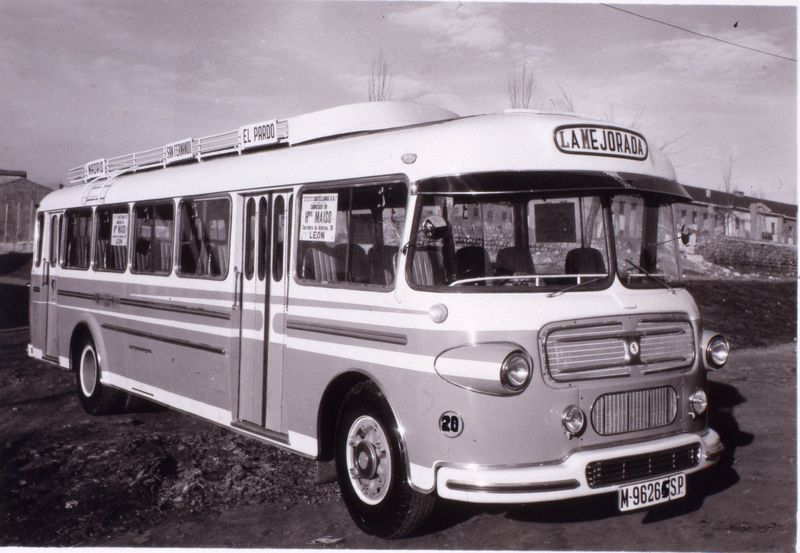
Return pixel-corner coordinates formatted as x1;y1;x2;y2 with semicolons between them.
43;212;62;360
236;191;290;434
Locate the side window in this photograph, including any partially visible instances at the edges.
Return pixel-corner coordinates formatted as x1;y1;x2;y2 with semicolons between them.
258;197;269;281
178;197;230;279
49;214;59;265
271;196;284;282
34;212;44;267
95;205;129;272
132;201;174;275
63;208;93;269
244;198;256;280
296;182;407;287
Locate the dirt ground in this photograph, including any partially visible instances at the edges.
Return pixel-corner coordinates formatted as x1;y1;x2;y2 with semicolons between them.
0;279;796;549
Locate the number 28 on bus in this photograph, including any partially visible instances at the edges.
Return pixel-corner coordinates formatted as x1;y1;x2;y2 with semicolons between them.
28;102;730;538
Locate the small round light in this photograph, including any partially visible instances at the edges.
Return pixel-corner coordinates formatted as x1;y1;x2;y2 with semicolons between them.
690;389;708;416
500;351;531;391
428;303;448;324
706;335;730;369
401;153;417;164
562;405;585;436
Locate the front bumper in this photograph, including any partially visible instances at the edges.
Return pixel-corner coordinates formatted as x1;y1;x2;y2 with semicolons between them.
435;430;723;504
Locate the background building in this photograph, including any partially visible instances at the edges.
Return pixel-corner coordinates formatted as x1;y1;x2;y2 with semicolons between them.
679;185;796;246
0;170;52;254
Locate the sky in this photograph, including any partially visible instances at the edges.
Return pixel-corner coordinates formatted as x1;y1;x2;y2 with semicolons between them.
0;1;796;204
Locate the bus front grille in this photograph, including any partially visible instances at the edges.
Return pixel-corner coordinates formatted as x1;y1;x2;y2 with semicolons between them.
542;316;695;381
590;386;678;435
585;444;700;488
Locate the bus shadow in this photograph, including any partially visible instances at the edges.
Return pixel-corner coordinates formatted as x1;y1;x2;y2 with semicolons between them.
418;379;752;534
640;379;752;523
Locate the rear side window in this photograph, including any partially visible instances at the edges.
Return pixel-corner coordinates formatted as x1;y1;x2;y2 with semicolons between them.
34;212;44;267
132;201;174;275
178;197;230;279
63;208;93;269
296;181;407;288
95;205;129;272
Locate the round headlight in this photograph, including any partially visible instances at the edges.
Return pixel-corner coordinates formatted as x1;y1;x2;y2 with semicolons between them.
500;351;531;392
562;405;586;436
690;389;708;415
706;335;730;369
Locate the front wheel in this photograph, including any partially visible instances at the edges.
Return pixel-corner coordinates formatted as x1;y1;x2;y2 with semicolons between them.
75;339;127;415
335;382;435;539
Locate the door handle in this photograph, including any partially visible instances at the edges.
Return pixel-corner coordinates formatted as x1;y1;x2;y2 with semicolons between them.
232;266;241;310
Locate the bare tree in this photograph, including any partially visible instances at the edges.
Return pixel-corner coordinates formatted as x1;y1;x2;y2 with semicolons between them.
507;62;536;109
549;83;574;113
368;50;392;102
720;153;736;236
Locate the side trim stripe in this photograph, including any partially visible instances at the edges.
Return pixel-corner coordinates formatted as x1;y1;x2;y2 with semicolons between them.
58;289;231;320
102;323;228;355
118;297;232;320
58;289;96;300
286;318;408;346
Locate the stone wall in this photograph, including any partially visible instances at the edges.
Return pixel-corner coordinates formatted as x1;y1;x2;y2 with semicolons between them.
696;236;797;276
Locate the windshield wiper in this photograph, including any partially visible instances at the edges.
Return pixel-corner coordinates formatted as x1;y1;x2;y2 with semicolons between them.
546;276;605;298
624;258;675;294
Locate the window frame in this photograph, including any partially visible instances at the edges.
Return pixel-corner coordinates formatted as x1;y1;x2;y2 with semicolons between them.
130;199;176;276
34;212;44;268
61;207;94;271
293;175;409;292
93;203;130;273
176;194;232;281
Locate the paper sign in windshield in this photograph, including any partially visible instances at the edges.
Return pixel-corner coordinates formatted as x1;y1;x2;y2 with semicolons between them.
111;213;129;246
300;194;338;242
554;125;648;161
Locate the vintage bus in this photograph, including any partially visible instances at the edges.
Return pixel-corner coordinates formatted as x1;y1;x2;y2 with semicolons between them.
28;102;729;538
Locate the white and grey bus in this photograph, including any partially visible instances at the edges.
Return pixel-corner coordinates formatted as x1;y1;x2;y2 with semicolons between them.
28;102;729;537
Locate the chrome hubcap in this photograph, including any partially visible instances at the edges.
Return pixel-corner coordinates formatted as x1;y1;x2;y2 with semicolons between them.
346;415;392;504
80;346;97;397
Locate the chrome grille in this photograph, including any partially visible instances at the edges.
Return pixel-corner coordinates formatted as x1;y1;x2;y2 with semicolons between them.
591;386;678;436
545;323;628;380
585;444;701;488
638;320;695;369
543;316;695;381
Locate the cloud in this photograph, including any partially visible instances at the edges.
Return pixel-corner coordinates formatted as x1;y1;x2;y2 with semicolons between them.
387;3;509;53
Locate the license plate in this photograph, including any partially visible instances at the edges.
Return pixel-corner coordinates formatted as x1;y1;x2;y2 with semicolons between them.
618;473;686;511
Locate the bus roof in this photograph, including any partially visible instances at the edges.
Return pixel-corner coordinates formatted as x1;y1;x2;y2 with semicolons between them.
42;103;680;211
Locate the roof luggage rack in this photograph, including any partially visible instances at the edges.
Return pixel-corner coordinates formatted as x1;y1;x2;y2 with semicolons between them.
67;102;458;186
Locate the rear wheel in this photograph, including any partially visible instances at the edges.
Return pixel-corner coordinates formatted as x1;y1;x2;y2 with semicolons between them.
75;339;127;415
335;381;435;538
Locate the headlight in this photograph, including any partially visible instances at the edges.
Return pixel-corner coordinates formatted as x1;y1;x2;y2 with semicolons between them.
500;351;532;391
689;389;708;416
562;405;586;436
705;334;730;369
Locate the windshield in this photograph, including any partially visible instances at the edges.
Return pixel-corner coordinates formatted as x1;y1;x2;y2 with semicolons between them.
407;193;611;291
612;195;683;288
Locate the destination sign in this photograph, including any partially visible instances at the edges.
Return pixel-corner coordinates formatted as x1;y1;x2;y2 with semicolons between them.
300;193;338;242
163;138;194;164
554;125;648;161
85;158;107;179
239;119;279;151
111;213;129;246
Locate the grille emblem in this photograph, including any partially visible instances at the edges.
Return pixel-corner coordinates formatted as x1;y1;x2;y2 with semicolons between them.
628;340;640;356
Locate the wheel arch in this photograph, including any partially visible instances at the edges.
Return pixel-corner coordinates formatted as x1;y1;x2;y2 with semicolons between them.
317;370;410;462
68;317;106;373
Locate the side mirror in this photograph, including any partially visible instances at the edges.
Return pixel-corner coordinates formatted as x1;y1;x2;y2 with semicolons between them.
422;215;448;240
679;224;693;246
